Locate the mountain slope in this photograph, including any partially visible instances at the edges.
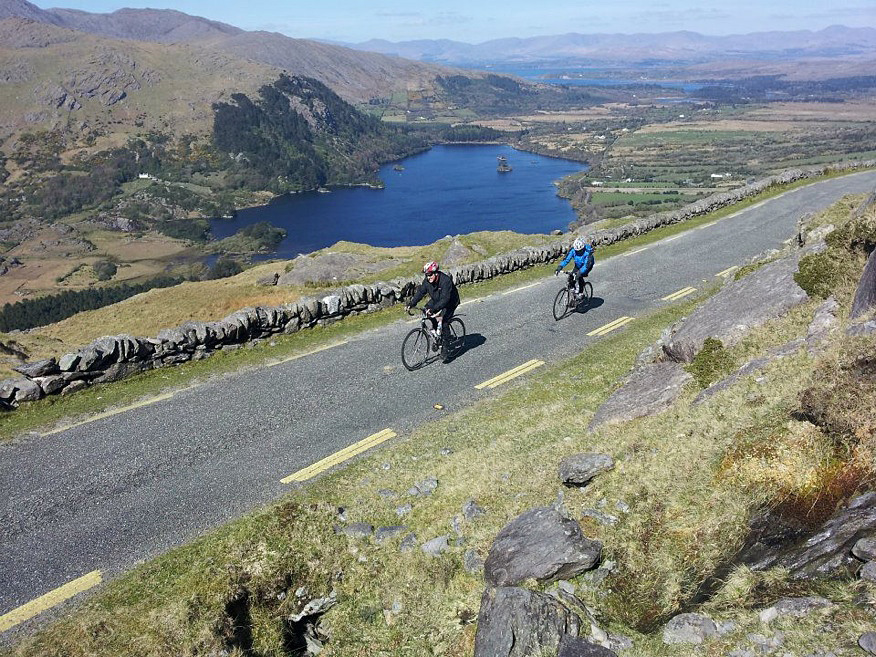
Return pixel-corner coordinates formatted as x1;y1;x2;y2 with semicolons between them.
0;0;467;103
0;17;280;140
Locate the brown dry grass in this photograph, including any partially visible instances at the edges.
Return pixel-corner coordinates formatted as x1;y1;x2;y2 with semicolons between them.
745;100;876;123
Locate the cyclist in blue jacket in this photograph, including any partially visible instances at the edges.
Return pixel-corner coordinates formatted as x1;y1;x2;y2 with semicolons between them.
555;237;595;295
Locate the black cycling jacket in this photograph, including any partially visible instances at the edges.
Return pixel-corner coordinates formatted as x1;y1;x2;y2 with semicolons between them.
410;271;460;313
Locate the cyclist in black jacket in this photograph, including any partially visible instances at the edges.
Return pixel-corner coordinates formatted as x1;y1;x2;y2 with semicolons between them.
406;261;460;363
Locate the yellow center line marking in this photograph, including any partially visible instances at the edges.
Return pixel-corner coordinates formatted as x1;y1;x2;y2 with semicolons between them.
267;340;349;366
715;265;739;278
623;247;649;257
40;393;176;437
0;570;102;633
587;316;634;337
502;281;543;295
661;286;697;302
475;359;544;389
281;428;396;484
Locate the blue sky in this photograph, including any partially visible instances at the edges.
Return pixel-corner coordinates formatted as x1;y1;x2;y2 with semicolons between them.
33;0;875;42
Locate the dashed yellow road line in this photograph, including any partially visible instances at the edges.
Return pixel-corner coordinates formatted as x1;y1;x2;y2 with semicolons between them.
623;247;649;257
587;316;634;337
661;286;697;302
715;265;739;278
40;393;176;437
0;570;102;633
281;428;396;484
267;340;349;366
475;359;544;390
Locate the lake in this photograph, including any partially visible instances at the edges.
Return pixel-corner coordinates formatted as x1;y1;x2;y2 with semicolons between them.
210;144;586;258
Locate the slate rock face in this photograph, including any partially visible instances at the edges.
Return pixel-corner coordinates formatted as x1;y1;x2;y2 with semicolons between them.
588;362;691;431
558;453;615;487
484;507;601;587
473;587;581;657
851;248;876;319
748;493;876;578
662;255;809;363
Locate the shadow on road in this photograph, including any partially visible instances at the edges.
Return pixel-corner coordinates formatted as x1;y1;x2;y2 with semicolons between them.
574;296;604;314
455;333;486;360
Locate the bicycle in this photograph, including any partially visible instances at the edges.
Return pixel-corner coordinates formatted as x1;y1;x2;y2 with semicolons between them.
401;308;466;371
552;271;593;321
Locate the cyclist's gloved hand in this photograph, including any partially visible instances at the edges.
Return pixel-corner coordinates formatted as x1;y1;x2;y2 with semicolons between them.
555;267;561;275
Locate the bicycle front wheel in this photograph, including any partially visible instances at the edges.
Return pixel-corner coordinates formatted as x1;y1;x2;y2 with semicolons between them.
401;328;431;371
553;288;571;321
581;281;593;305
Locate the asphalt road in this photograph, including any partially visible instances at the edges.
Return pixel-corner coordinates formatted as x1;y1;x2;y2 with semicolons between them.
2;170;875;636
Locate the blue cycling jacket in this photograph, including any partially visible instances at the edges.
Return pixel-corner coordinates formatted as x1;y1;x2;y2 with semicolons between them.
559;244;594;273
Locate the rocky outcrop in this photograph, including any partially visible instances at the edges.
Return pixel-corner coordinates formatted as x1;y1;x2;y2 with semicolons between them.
589;362;691;430
473;587;582;657
662;255;809;363
484;507;601;587
745;492;876;579
851;248;876;319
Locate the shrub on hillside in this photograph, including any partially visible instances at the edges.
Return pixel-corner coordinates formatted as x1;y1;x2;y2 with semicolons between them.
685;337;735;388
209;256;243;279
93;260;118;281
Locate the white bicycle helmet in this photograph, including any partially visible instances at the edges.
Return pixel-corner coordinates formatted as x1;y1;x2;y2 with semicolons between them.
572;237;586;251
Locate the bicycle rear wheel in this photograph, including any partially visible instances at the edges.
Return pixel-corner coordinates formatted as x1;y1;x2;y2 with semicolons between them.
447;317;466;357
401;328;431;371
553;288;571;320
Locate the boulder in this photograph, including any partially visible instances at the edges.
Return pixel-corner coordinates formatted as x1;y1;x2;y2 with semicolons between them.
61;379;88;395
421;535;450;557
662;612;718;644
558;453;615;487
473;587;581;657
860;561;876;582
851;248;876;319
13;358;59;378
33;375;65;395
92;361;153;384
861;632;876;655
589;362;691;430
484;507;601;587
58;352;80;372
257;272;279;286
13;378;43;403
853;536;876;562
321;294;342;316
662;255;808;363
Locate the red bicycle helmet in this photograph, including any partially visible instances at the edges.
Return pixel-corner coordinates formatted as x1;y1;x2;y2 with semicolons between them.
423;261;439;274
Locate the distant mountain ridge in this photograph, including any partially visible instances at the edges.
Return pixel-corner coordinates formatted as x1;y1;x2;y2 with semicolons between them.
352;26;876;66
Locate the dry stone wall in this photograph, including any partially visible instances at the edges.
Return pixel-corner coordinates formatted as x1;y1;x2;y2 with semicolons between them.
1;161;873;409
